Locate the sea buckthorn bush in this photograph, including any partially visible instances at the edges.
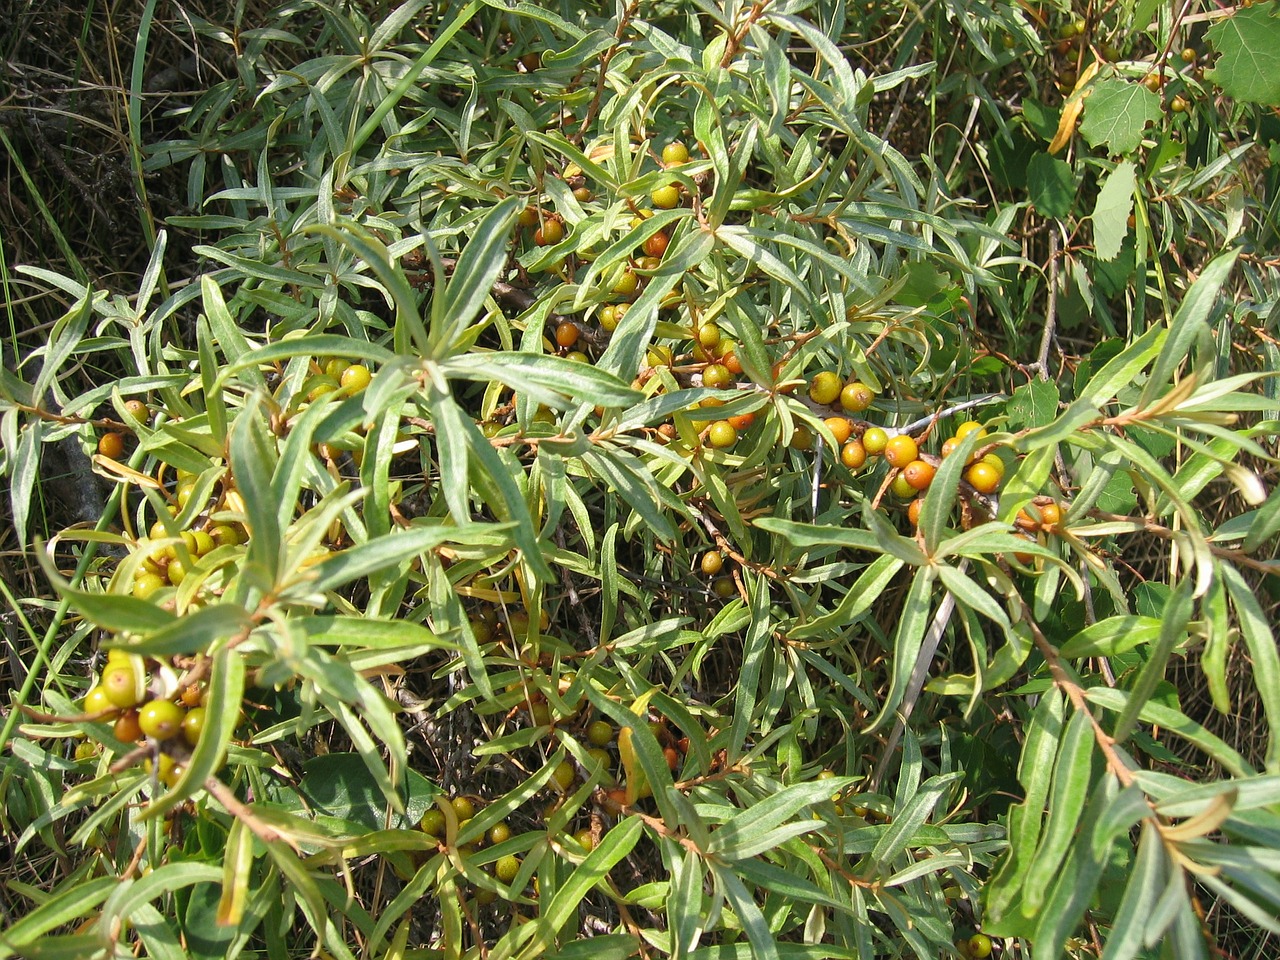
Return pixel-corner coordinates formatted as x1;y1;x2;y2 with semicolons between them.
2;1;1280;958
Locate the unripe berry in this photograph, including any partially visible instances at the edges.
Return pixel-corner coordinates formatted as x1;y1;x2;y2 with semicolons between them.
651;184;680;209
700;550;724;576
808;371;842;406
101;664;142;709
862;427;889;456
707;420;737;449
839;381;874;413
587;719;614;746
138;700;185;740
661;141;690;165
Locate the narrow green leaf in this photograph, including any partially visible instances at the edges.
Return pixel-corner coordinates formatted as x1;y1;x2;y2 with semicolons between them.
511;817;643;960
432;197;520;355
1113;577;1193;744
1022;708;1096;915
866;567;936;732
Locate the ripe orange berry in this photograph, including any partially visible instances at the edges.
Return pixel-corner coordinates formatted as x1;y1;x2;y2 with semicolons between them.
965;461;1002;494
114;709;143;743
907;497;924;526
840;439;867;470
727;412;755;431
823;417;854;445
97;432;126;459
954;421;986;441
534;219;564;246
1038;501;1062;531
902;459;936;491
883;435;919;469
644;231;670;257
555;321;580;348
722;350;743;375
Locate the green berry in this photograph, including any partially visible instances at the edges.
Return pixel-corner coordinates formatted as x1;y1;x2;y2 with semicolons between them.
808;371;842;406
708;420;737;449
101;664;142;709
651;184;680;209
661;141;690;165
587;720;614;746
138;700;185;740
495;854;521;883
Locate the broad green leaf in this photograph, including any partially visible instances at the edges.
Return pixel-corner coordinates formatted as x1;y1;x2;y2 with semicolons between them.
1206;5;1280;105
1091;161;1136;262
1027;152;1074;218
1079;82;1161;155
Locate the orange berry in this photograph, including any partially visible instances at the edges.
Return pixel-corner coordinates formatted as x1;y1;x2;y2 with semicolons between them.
823;417;854;446
555;321;580;348
965;461;1002;494
907;498;924;526
902;459;936;491
644;231;670;257
727;412;755;431
883;434;919;468
97;432;126;459
840;440;867;470
534;219;564;246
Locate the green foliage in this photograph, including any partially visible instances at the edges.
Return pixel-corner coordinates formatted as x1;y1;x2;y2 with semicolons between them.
2;0;1279;958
